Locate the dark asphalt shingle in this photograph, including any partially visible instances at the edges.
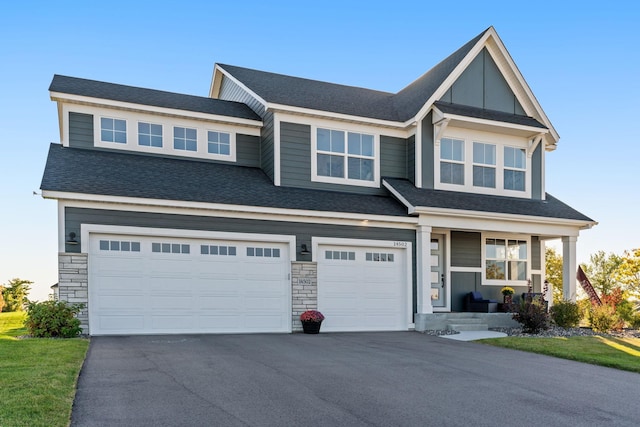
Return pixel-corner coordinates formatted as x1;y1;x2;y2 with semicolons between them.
383;178;594;222
49;75;262;121
433;101;547;129
40;144;408;217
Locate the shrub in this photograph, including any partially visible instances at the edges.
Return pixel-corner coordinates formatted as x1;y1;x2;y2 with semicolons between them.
589;304;623;333
550;300;582;328
25;300;83;338
512;296;549;333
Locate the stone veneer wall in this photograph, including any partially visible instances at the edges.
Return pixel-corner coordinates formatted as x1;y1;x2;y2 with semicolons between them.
291;261;317;332
58;253;89;333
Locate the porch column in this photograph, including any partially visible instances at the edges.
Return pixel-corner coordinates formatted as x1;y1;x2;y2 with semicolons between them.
416;225;433;314
562;236;578;302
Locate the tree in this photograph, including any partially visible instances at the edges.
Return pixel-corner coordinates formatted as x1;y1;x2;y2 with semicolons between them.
582;251;622;297
545;247;564;303
1;278;32;312
613;248;640;298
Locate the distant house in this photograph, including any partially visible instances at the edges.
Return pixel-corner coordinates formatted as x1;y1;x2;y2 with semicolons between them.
50;283;59;301
40;27;595;335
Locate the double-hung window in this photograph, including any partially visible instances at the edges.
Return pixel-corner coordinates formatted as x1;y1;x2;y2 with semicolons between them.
101;118;127;143
208;131;231;156
473;142;496;188
440;137;464;185
485;238;527;282
504;146;526;191
138;122;163;147
316;128;375;183
174;127;197;151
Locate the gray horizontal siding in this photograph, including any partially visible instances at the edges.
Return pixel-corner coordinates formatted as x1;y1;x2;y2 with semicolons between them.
532;144;542;200
261;111;275;181
236;134;260;167
69;112;94;149
451;231;481;268
531;236;541;271
421;112;434;189
380;136;407;179
407;135;415;184
219;76;266;117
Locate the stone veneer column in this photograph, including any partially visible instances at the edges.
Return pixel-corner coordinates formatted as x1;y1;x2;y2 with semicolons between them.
58;253;89;333
291;261;317;332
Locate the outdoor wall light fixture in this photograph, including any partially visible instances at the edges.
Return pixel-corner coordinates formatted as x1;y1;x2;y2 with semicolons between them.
300;243;310;255
66;231;79;245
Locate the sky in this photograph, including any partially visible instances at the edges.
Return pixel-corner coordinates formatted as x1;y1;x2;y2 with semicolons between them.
1;1;639;301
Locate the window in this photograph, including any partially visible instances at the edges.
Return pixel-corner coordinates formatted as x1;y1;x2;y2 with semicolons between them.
152;242;190;254
246;247;281;258
325;250;356;261
174;127;197;151
208;131;231;155
316;128;375;182
440;138;464;185
473;142;496;188
200;245;236;256
101;118;127;143
504;146;526;191
138;122;163;147
365;252;395;262
99;240;140;252
485;238;527;282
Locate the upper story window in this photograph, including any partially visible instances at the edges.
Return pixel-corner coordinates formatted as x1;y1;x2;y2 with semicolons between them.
504;146;526;191
314;128;375;184
174;127;197;151
485;237;527;284
138;122;163;147
473;142;496;188
208;131;231;155
440;138;464;185
100;118;127;143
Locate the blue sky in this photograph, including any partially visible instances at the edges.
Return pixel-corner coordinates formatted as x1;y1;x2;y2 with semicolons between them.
1;1;639;300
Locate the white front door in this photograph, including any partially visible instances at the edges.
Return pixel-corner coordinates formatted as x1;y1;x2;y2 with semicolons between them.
430;235;446;308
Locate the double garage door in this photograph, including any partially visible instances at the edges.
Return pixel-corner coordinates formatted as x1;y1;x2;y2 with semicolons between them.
88;232;409;335
89;234;291;335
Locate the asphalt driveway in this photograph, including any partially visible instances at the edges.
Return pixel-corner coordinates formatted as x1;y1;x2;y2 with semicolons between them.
71;332;640;426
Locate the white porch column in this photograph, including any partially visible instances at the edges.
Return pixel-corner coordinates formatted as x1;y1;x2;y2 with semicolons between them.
416;225;433;314
562;236;578;302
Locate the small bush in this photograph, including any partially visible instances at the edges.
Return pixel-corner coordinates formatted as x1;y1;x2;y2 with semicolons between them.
630;313;640;330
512;297;549;333
589;304;623;333
25;300;83;338
550;300;582;328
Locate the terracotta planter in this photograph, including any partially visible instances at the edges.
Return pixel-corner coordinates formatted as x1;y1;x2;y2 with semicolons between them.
301;321;322;334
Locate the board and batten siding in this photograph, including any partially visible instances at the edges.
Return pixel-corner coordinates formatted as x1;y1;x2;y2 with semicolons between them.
218;75;266;117
380;136;407;179
69;112;94;149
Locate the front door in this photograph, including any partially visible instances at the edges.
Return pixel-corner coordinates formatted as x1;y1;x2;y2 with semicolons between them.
430;235;446;308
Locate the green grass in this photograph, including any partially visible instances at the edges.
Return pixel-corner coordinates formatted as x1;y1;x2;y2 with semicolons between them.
480;335;640;373
0;312;89;427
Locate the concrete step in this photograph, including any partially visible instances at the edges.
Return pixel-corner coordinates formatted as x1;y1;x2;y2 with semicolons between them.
446;318;486;324
447;323;489;332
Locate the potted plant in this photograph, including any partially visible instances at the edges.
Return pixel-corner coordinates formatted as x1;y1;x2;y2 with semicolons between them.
300;310;325;334
501;286;515;304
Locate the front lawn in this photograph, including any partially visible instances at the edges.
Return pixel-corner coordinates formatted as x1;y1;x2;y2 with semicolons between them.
480;335;640;373
0;312;89;427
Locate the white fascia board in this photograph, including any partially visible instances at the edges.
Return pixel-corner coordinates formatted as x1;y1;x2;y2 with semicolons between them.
432;107;550;137
43;191;418;229
213;65;269;108
50;92;263;129
415;206;597;233
276;112;409;139
382;180;416;215
267;103;411;134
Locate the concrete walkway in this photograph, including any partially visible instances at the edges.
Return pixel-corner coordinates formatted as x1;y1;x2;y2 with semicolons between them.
439;330;507;341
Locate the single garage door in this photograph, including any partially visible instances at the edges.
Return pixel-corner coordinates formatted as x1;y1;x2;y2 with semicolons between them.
317;244;407;332
89;234;290;335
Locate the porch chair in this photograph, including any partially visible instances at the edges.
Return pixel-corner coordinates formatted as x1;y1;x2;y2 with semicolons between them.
464;291;498;313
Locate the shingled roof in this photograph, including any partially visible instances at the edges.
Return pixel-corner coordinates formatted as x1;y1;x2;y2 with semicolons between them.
40;144;408;217
383;178;594;223
49;75;261;121
218;28;489;122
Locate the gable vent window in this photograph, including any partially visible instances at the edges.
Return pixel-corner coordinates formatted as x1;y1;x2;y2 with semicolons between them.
440;138;464;185
174;127;197;152
138;122;163;147
315;128;376;185
100;118;127;144
208;131;231;155
152;242;190;254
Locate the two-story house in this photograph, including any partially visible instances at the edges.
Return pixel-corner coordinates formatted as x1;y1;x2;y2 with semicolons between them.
40;27;595;335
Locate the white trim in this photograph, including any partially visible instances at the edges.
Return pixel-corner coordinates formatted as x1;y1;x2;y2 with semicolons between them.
213;65;269;110
481;233;531;287
450;266;483;273
58;202;66;252
433;108;550;138
312;236;413;329
415;118;422;188
51;93;263;128
277;112;409;139
381;180;414;214
274;112;281;186
47;194;418;229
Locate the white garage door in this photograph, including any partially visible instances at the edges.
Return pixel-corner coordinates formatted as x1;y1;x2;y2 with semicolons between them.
89;234;290;335
317;244;408;332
